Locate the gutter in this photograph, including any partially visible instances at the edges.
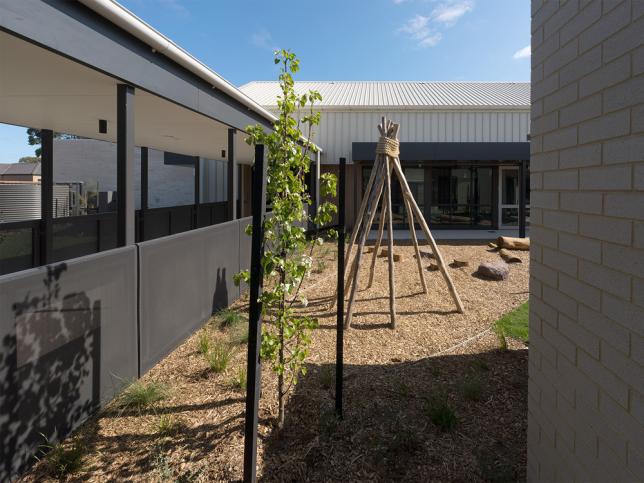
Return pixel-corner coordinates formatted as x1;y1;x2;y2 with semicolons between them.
77;0;277;125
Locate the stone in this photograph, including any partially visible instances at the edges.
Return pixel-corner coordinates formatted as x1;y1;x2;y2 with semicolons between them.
476;261;510;280
427;264;439;271
449;259;469;268
416;250;435;259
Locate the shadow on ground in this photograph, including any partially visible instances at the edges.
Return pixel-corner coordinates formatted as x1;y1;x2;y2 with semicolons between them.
261;348;527;482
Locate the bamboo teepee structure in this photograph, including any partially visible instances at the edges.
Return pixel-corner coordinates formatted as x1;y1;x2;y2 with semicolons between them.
340;117;465;328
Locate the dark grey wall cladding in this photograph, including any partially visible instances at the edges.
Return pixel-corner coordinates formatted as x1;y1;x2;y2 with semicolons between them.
0;246;138;480
138;219;247;373
352;142;531;162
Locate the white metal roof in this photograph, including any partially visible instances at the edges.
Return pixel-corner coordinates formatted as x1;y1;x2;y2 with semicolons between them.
240;81;530;110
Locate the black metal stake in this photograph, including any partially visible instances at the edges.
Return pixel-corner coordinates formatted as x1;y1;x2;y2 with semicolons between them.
243;145;266;483
40;129;54;265
335;157;346;417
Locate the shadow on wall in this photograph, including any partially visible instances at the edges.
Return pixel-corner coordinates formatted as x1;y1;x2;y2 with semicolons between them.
0;264;101;480
211;267;229;315
261;349;528;482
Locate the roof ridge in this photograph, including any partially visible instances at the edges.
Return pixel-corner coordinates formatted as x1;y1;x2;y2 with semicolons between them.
240;80;530;84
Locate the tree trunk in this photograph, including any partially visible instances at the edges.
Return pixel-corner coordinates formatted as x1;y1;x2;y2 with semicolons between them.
278;269;286;429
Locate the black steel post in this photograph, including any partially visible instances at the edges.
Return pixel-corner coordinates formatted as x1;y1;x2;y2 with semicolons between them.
335;157;346;417
40;129;54;265
243;145;266;483
139;146;149;241
117;84;135;246
519;160;526;238
227;128;237;221
194;156;201;228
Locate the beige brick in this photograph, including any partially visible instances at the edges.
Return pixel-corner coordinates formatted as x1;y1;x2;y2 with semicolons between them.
560;0;602;45
543;247;577;276
579;214;632;245
579;53;631;97
634;163;644;190
560;191;602;214
558;313;600;358
603;14;644;63
558;232;602;262
578;109;630;144
559;45;602;86
579;164;631;190
578;0;631;53
531;225;559;249
634;277;644;308
578;350;630;408
602;292;644;337
603;76;644;114
530;151;559;172
602;242;644;278
543;284;578;320
632;332;644;367
543;82;578;114
543;210;578;233
531;111;558;135
543;169;579;190
559;94;602;127
602;135;644;165
559;143;602;168
604;192;644;220
635;222;644;249
578;258;631;299
578;305;630;355
599;391;644;458
559;271;602;310
544;38;579;78
634;104;644;134
634;45;644;76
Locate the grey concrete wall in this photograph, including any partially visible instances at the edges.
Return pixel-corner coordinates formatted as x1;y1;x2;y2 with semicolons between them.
138;217;251;373
0;246;138;480
529;1;644;481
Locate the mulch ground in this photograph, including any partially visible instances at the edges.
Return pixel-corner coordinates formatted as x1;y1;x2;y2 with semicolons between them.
21;241;530;482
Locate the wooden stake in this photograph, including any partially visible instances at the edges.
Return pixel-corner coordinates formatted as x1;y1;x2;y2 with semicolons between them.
367;192;387;289
404;195;428;294
391;158;465;313
345;157;388;328
384;156;396;328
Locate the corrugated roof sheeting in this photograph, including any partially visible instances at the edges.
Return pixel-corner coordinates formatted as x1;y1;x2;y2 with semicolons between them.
240;81;530;109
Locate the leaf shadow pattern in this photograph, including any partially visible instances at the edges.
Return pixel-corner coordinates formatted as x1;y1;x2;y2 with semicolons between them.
0;263;102;480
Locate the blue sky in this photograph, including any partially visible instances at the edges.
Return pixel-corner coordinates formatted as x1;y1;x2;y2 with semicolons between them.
1;0;530;162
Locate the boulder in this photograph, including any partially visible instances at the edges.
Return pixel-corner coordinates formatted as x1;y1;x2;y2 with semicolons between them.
476;261;510;280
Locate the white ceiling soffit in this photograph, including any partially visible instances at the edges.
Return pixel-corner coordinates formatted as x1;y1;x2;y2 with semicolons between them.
240;81;531;111
0;31;254;163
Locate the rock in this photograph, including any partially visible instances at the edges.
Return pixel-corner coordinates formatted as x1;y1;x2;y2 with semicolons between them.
476;261;510;280
364;247;374;254
379;248;403;262
393;254;403;262
499;249;522;263
427;264;439;271
417;250;434;259
449;259;469;268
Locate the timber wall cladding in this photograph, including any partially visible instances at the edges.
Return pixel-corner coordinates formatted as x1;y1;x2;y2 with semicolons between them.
528;0;644;481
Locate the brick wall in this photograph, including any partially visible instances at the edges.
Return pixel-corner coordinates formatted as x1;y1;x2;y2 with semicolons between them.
529;1;643;481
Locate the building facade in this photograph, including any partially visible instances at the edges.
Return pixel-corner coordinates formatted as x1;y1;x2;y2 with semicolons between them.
241;81;531;231
528;1;643;481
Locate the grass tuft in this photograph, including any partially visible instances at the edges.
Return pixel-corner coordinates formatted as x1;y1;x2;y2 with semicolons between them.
231;367;247;392
37;438;85;478
117;380;169;411
217;308;245;329
157;414;182;436
426;393;457;431
227;323;249;345
460;377;484;402
197;331;212;355
319;366;334;390
205;341;233;373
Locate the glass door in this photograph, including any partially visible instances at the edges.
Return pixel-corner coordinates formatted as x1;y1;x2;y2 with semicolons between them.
499;167;519;228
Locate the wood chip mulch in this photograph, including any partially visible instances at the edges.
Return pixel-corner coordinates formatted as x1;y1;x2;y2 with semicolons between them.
20;241;529;482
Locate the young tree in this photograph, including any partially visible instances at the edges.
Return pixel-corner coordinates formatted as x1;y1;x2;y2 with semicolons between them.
236;50;337;428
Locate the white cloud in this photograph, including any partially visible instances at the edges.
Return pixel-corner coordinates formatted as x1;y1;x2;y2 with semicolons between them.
399;14;443;48
513;45;531;60
251;29;277;51
392;0;409;4
431;1;474;26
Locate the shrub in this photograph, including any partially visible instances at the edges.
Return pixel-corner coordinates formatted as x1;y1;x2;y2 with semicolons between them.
118;380;169;411
228;323;249;346
426;393;457;431
37;438;85;478
205;342;233;373
197;331;211;355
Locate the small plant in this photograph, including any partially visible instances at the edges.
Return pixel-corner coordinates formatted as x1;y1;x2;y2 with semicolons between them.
470;358;490;372
118;380;169;411
197;331;211;355
426;393;457;431
231;367;247;392
493;323;508;351
313;258;327;274
460;377;484;402
319;366;334;390
217;308;245;329
157;414;182;436
37;437;85;478
205;341;233;373
228;323;249;345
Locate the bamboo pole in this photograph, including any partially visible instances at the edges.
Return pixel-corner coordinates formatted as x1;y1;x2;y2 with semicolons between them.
384;155;396;328
367;193;387;289
391;157;465;313
404;195;428;294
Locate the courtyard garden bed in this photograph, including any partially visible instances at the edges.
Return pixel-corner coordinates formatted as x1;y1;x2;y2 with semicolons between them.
21;241;530;482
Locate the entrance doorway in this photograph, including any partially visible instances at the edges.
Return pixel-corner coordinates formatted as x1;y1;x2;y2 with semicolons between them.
499;166;529;228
